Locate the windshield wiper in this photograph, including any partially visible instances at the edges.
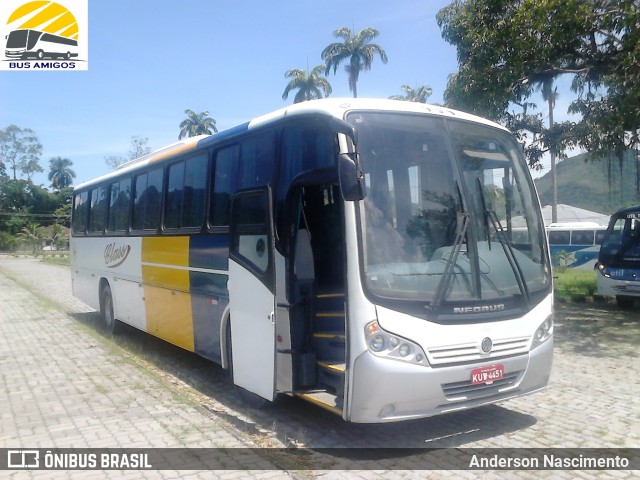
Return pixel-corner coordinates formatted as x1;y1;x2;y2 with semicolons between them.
430;181;468;310
477;179;530;305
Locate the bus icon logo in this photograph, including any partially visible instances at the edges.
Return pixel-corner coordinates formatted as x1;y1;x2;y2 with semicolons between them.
7;450;39;468
1;0;88;71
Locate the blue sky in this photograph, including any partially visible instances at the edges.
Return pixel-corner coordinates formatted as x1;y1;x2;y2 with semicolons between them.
1;0;562;188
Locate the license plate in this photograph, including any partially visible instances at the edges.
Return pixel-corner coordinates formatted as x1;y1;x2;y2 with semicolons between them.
471;364;504;385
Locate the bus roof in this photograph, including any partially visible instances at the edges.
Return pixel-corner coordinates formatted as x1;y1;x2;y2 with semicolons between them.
75;98;508;191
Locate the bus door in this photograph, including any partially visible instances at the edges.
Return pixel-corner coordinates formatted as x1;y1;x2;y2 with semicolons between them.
228;187;277;401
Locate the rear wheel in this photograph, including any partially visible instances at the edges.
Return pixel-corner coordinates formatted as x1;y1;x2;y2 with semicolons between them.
100;284;120;334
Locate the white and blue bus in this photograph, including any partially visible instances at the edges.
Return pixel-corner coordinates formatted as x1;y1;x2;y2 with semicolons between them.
71;99;553;423
5;28;78;60
546;222;607;269
596;205;640;308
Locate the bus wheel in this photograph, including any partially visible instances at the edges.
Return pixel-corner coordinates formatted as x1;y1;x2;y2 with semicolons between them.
36;50;44;60
65;52;71;60
100;283;120;334
616;296;635;309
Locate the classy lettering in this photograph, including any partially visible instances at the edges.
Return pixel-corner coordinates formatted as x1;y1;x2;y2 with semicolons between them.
104;243;131;268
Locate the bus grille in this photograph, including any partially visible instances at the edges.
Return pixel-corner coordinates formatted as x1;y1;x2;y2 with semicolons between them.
441;370;523;401
427;337;530;365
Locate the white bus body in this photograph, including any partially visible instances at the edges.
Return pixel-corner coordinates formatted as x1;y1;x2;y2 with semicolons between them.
71;99;553;423
546;222;607;269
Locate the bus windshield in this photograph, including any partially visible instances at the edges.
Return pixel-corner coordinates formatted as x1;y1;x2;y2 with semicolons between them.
599;211;640;267
351;112;550;311
6;30;28;48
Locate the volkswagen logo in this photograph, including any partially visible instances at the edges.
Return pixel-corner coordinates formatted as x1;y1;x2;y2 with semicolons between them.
481;337;493;353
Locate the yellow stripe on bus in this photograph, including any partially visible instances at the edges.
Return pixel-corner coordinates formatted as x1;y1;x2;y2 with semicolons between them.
142;236;194;352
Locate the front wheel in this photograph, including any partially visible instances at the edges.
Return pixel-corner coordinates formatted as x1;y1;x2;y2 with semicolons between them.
100;284;120;334
616;296;635;309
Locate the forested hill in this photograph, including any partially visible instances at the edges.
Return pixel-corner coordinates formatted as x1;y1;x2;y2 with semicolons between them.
534;151;640;215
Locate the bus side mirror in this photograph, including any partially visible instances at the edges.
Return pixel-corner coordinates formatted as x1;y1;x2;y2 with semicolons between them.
329;117;364;201
339;152;364;201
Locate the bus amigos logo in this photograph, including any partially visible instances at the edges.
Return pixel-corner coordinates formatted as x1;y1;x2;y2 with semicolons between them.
1;0;88;71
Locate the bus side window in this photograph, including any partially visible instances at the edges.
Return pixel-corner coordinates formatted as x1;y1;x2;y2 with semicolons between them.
238;133;275;189
165;154;208;230
210;146;239;227
72;191;89;235
133;167;163;231
165;161;185;229
183;154;208;228
548;230;569;245
88;185;108;234
571;230;595;246
108;178;131;232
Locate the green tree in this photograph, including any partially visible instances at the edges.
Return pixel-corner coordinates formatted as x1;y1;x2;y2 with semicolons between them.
48;156;76;190
390;85;433;103
0;125;43;180
437;0;640;170
17;222;43;254
178;110;218;139
321;27;388;98
282;65;332;103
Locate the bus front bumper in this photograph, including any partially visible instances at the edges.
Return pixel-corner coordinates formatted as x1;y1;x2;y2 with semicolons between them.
347;337;553;423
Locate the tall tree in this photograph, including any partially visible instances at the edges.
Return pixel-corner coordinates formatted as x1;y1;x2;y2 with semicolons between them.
321;27;388;98
48;156;76;190
437;0;640;173
0;125;43;180
390;85;433;103
282;65;332;103
178;110;218;139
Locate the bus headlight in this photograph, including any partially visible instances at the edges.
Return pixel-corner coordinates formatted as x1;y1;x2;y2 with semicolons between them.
532;314;553;349
364;321;428;366
595;261;611;278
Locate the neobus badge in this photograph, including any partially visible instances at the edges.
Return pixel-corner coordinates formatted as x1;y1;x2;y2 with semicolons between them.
453;304;505;314
104;243;131;268
1;0;89;71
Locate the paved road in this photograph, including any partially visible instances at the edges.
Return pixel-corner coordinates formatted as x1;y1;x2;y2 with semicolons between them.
1;257;639;479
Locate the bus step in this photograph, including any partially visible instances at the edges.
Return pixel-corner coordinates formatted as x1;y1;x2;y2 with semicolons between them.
314;312;345;331
312;332;345;361
317;361;345;396
296;391;343;416
315;292;345;312
317;360;345;373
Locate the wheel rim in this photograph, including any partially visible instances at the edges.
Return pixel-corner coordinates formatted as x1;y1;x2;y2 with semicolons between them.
103;290;114;327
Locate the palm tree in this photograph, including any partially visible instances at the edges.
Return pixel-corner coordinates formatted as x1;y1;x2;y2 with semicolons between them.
17;223;43;254
321;27;388;98
390;85;433;103
282;65;332;103
48;157;76;190
178;110;218;139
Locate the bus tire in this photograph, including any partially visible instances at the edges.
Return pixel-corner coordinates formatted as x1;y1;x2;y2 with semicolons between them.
100;283;120;334
36;50;44;60
616;296;635;309
65;52;71;60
